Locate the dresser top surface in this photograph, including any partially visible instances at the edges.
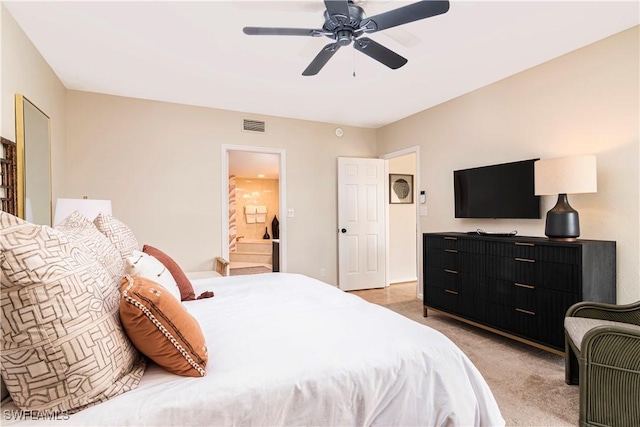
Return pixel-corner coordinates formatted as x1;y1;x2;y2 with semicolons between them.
423;232;615;246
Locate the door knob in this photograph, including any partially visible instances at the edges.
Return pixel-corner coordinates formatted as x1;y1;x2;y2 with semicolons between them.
341;228;347;233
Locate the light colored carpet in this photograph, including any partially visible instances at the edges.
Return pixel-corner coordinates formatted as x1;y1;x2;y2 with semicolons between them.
383;299;579;426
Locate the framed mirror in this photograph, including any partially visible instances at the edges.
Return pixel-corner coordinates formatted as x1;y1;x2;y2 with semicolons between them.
15;94;52;226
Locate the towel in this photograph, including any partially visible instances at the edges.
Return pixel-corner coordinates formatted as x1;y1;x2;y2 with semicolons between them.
255;206;267;223
245;205;257;223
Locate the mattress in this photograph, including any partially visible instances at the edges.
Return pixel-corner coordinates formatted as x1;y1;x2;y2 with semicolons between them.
1;273;504;426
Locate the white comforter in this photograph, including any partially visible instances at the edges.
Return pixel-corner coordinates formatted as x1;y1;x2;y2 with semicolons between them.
2;273;504;426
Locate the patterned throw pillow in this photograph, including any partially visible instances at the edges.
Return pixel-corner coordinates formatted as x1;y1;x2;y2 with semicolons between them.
143;244;196;301
124;250;182;301
120;275;208;377
0;212;146;414
93;212;139;260
55;210;125;287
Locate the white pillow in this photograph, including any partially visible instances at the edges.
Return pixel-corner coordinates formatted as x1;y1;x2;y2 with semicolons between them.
125;250;181;301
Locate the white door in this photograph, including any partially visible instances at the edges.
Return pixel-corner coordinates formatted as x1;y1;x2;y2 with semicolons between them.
338;157;386;291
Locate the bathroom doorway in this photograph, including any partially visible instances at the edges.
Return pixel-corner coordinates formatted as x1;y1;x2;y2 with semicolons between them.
221;145;287;276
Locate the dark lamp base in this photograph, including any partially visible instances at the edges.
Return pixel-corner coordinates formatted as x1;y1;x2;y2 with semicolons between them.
545;194;580;241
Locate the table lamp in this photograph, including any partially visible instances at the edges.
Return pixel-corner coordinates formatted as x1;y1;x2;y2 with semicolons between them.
534;155;597;241
53;197;112;226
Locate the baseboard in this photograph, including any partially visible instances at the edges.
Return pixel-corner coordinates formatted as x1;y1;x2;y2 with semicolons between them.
389;277;417;285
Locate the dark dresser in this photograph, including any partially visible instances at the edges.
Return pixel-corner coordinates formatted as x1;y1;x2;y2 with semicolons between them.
423;232;616;354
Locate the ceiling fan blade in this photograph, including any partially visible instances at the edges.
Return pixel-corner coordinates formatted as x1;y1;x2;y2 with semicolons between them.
302;42;341;76
243;27;323;37
360;0;449;33
324;0;351;20
353;37;407;69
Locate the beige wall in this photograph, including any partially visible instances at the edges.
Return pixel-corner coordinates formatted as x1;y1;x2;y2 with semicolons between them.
3;4;637;301
388;154;417;283
65;90;377;283
377;27;640;304
1;4;67;201
234;177;279;241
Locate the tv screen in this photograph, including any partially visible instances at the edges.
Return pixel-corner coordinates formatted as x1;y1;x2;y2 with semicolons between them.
454;159;541;219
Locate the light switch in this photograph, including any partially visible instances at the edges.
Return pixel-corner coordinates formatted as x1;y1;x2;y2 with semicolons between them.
420;206;428;216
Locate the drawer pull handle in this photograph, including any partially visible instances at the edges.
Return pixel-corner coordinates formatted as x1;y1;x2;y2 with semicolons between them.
444;249;458;253
445;289;459;295
514;283;535;289
444;237;458;241
515;242;535;247
516;308;536;316
444;269;458;274
515;257;535;263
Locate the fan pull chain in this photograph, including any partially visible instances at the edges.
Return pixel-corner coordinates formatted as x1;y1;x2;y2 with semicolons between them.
352;47;357;78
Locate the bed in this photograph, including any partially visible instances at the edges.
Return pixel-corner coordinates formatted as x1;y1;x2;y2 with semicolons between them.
2;271;503;426
1;210;503;426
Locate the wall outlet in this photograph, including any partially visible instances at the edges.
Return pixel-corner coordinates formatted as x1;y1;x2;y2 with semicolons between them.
287;208;295;217
320;268;326;277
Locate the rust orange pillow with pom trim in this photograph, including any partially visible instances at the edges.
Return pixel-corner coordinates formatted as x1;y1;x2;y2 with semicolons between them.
120;275;208;377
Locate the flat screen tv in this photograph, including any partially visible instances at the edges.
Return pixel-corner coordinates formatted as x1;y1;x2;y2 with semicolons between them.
454;159;541;219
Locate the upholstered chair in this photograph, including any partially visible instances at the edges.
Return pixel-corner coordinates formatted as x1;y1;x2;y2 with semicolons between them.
564;300;640;427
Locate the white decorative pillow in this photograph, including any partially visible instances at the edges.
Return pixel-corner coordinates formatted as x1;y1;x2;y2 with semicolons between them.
55;211;125;287
94;212;139;260
125;250;182;301
0;212;146;414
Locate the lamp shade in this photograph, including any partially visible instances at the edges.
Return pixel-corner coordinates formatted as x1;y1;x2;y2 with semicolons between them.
534;155;597;196
53;198;112;226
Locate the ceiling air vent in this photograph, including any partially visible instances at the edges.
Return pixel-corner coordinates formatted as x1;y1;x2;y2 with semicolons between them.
243;119;266;133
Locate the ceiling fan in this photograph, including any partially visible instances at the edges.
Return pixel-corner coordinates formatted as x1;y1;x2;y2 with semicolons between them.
242;0;450;76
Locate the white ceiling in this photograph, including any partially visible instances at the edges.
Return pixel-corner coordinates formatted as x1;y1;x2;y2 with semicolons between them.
229;150;280;179
4;0;638;129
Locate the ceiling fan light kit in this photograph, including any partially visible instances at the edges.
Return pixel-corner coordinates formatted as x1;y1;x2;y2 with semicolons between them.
243;0;450;76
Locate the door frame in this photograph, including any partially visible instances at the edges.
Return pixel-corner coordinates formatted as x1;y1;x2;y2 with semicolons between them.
380;146;421;294
221;144;287;272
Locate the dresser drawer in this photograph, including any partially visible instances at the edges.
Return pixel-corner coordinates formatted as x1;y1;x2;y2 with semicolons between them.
486;256;580;293
486;302;565;349
485;241;581;264
425;280;488;322
424;235;485;254
486;279;579;316
425;267;487;295
425;266;460;291
426;286;460;314
425;248;485;275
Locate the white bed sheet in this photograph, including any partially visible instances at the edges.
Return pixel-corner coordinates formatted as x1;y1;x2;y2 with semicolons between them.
2;273;504;426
